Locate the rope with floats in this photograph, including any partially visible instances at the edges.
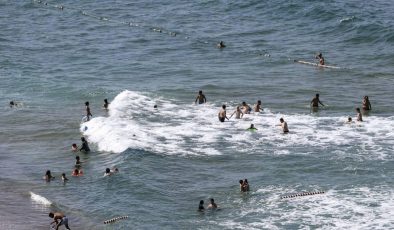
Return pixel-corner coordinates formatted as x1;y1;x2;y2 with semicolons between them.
281;191;325;199
103;216;129;224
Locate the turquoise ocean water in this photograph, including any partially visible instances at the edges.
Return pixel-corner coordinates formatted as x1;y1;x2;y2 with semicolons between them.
0;0;393;229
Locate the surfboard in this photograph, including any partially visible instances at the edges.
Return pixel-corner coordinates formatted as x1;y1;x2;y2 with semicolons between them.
294;60;340;69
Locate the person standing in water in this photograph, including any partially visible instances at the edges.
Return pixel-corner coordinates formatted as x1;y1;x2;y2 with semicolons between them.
278;118;289;133
229;106;244;119
316;52;325;65
207;198;218;209
217;41;226;48
310;94;325;109
253;100;263;112
241;102;252;114
218;105;229;122
85;101;92;121
362;96;372;111
356;108;363;121
195;90;207;104
103;99;110;110
198;200;205;212
79;137;90;152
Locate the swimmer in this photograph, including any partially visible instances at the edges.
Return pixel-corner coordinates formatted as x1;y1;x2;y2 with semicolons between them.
49;212;71;230
207;198;218;209
75;156;82;167
198;200;204;212
9;101;17;107
277;118;289;133
61;173;68;182
241;102;252;114
43;170;55;182
218;105;229;122
239;180;246;192
104;168;112;177
71;143;78;151
79;137;90;152
243;179;250;191
315;52;325;65
154;105;158;109
103;99;110;110
195;90;207;104
85;101;92;121
111;168;119;173
72;168;83;176
253;100;263;112
346;117;353;123
356;108;363;121
310;94;325;109
229;106;244;119
247;124;257;131
362;96;371;111
217;41;226;48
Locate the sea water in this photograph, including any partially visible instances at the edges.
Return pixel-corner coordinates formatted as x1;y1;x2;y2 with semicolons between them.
0;0;393;229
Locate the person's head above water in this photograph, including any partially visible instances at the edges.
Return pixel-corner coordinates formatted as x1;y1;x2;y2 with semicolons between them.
356;107;361;112
210;198;215;204
46;170;51;176
257;100;261;105
222;104;226;109
105;168;110;174
104;99;108;103
85;101;89;106
239;180;243;184
242;102;246;106
348;117;352;122
199;200;204;205
316;93;320;98
250;124;255;128
199;90;202;95
81;137;86;142
280;118;284;123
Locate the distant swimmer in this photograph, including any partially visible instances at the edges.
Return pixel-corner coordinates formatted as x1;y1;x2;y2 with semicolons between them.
61;173;68;182
198;200;205;212
104;168;113;177
347;117;353;123
315;52;325;65
278;118;289;133
154;105;158;109
229;106;244;119
43;170;55;182
247;124;257;131
356;108;363;122
207;198;218;209
9;101;17;107
85;101;92;121
362;96;372;111
241;102;252;114
243;179;250;191
195;90;207;104
49;212;71;230
310;94;325;109
103;99;110;110
75;156;82;168
253;100;263;112
217;41;226;48
218;105;229;122
71;143;78;151
72;168;83;176
79;137;90;152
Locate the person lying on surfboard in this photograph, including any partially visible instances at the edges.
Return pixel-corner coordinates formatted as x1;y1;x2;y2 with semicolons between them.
315;53;325;65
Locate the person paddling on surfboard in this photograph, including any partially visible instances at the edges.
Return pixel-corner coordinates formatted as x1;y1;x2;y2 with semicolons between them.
315;53;325;65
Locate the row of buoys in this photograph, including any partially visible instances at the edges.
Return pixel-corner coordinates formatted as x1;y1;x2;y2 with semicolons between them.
281;191;325;199
32;0;182;39
103;216;129;224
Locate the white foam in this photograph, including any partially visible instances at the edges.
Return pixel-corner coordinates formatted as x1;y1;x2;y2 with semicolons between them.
30;192;52;206
81;90;394;156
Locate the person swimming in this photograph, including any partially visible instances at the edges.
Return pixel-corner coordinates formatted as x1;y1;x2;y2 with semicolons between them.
75;156;82;168
43;170;55;182
247;124;257;131
316;52;325;65
72;168;83;176
347;117;353;123
61;173;68;182
71;143;78;151
207;198;218;209
198;200;204;212
217;41;226;48
104;168;112;176
9;101;17;108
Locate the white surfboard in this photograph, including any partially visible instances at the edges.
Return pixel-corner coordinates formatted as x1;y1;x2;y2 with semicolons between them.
294;60;340;69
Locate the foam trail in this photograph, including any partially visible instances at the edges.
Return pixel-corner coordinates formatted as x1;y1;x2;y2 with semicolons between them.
30;192;52;206
81;90;394;157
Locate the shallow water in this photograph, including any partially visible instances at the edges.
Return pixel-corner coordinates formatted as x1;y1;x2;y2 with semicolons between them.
0;0;393;229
